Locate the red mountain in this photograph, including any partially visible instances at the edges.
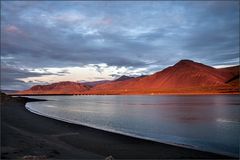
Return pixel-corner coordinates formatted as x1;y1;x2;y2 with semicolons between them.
217;66;239;78
16;60;239;95
17;81;90;95
86;60;239;94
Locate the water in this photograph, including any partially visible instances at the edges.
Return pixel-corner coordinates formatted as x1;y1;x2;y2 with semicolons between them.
25;95;240;157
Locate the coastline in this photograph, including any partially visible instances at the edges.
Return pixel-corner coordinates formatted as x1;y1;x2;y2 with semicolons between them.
1;96;236;159
25;102;237;158
9;92;240;96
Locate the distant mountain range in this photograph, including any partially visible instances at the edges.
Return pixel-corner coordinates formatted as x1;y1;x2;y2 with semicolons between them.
16;60;239;95
114;75;134;82
18;81;90;95
81;75;141;87
82;80;111;87
0;90;19;94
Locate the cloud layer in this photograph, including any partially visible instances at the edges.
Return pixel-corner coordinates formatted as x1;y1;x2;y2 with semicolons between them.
1;1;239;90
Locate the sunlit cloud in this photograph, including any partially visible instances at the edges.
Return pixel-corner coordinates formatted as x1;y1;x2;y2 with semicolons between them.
18;64;148;84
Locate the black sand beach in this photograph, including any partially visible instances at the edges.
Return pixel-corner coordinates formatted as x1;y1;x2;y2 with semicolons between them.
1;94;235;159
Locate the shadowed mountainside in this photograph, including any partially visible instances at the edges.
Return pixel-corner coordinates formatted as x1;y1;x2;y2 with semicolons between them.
114;75;134;82
82;80;110;87
16;60;239;95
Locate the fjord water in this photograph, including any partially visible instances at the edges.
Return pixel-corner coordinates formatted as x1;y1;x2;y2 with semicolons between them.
26;95;240;157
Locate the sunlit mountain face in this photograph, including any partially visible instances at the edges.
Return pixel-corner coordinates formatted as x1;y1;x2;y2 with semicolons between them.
17;60;240;95
1;1;239;90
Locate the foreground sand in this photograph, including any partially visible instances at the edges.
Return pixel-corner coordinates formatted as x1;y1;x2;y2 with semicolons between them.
1;96;235;159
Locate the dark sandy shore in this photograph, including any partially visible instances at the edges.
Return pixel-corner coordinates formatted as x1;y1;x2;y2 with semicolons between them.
1;95;235;159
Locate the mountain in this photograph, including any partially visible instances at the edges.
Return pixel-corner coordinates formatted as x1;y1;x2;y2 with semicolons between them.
16;60;239;95
86;60;239;94
0;90;19;94
217;66;239;86
114;75;134;82
217;66;239;80
1;92;12;103
17;81;90;95
82;80;111;87
82;76;134;87
138;75;147;78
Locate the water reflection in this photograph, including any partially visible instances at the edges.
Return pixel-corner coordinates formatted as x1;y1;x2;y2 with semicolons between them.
26;95;240;157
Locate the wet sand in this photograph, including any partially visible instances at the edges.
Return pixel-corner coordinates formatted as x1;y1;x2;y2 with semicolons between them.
1;95;235;159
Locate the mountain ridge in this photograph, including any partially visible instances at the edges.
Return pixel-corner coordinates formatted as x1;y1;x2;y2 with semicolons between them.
16;60;240;95
114;75;134;82
19;81;90;95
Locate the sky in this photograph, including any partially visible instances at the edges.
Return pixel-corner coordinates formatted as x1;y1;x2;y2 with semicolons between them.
1;1;239;90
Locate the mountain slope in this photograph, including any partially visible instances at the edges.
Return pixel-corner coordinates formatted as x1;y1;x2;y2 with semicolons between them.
114;75;134;82
17;81;90;95
16;60;239;95
217;66;239;82
87;60;239;94
82;80;111;87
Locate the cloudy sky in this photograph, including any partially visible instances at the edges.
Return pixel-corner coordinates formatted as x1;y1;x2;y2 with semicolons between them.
1;1;239;90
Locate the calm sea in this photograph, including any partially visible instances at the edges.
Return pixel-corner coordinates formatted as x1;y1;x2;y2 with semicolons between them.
26;95;240;157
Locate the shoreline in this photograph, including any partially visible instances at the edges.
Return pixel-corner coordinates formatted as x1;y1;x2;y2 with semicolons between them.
9;92;240;96
25;102;237;158
1;96;236;159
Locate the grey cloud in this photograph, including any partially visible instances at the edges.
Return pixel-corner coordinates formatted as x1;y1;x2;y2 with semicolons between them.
0;63;64;90
109;74;120;78
56;70;70;75
1;21;148;68
1;1;239;89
